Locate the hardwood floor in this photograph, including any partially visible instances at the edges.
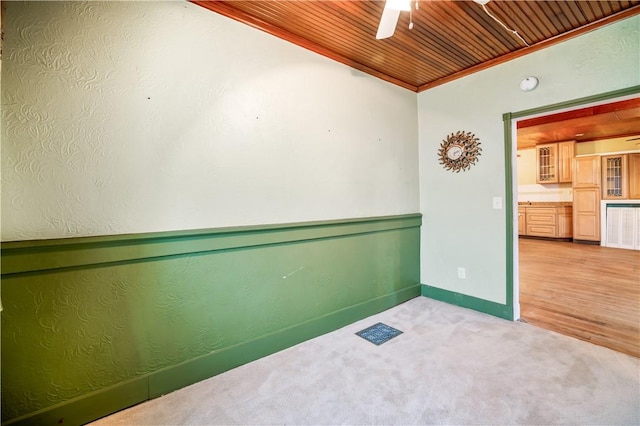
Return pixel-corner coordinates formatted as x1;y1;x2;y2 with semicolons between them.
519;238;640;358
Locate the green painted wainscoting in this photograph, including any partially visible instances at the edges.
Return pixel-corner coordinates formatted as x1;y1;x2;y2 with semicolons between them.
1;214;421;426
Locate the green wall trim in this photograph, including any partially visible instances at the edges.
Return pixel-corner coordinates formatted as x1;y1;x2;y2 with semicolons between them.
421;285;512;320
1;214;422;276
503;112;515;317
502;85;640;121
4;285;420;426
148;284;421;398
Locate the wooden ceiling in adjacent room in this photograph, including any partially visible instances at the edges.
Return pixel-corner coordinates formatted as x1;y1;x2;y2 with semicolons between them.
517;98;640;149
192;0;640;92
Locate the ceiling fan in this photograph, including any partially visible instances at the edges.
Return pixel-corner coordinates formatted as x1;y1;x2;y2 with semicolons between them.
626;136;640;145
376;0;529;47
376;0;414;40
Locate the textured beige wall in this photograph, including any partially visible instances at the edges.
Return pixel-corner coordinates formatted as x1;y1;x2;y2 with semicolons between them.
1;1;419;241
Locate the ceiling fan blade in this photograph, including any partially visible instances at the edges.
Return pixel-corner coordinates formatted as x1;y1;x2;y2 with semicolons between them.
376;7;401;39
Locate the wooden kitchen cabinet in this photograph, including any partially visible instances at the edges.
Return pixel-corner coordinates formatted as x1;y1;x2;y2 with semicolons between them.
557;207;573;238
557;141;575;183
573;155;600;242
573;188;600;241
536;141;575;184
574;155;601;187
536;143;558;183
526;207;556;237
519;205;572;239
629;153;640;199
518;207;526;235
601;154;629;200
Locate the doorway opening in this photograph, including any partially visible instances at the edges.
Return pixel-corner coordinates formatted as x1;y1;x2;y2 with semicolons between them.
505;87;640;357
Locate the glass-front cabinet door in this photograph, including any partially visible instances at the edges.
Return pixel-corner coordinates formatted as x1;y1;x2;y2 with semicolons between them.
601;154;628;199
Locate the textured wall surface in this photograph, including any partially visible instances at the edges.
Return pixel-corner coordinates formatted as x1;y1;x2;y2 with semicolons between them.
418;15;640;304
1;215;421;422
1;1;418;241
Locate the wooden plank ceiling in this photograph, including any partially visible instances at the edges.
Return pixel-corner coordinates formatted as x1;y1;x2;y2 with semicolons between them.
192;0;640;92
517;98;640;149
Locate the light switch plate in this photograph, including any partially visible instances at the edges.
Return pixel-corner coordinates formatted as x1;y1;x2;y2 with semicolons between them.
457;267;466;279
492;196;503;209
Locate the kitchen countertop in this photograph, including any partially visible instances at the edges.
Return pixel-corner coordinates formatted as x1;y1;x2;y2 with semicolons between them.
518;201;573;207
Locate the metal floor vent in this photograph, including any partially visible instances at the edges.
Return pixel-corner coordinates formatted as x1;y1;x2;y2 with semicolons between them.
356;322;403;346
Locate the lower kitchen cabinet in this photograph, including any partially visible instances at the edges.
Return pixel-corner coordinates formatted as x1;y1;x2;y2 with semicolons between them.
519;204;573;239
557;209;573;238
526;207;556;237
518;207;526;235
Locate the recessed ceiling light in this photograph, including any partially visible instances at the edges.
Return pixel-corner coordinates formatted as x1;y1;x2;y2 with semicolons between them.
575;133;584;137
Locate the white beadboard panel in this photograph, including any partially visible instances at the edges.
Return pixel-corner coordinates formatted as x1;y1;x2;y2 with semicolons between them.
1;1;419;241
602;202;640;250
606;208;638;250
418;15;640;304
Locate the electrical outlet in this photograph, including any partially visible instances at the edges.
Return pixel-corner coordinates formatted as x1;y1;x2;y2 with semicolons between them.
457;267;466;279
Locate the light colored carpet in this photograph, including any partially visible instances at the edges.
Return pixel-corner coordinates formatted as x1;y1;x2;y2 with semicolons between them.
91;297;640;425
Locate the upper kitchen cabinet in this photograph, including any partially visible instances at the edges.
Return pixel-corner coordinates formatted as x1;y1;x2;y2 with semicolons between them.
536;141;575;184
574;155;601;187
602;154;629;200
536;143;557;183
557;141;575;183
628;153;640;199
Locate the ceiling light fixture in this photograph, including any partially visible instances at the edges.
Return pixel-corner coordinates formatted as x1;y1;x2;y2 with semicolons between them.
519;76;539;92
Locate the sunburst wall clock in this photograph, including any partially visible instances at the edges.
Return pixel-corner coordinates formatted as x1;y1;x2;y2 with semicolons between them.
438;131;482;173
